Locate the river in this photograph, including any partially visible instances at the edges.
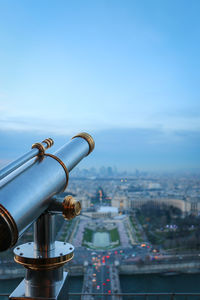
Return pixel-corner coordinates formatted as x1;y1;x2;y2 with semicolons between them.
120;273;200;299
1;274;200;299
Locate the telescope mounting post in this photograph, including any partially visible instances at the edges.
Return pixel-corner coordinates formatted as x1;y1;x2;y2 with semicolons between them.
34;212;56;254
10;205;77;300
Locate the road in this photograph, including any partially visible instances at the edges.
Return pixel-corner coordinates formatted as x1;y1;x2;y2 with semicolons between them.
80;246;152;299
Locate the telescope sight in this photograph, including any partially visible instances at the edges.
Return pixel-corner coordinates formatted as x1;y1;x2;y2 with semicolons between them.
0;132;95;252
0;132;95;300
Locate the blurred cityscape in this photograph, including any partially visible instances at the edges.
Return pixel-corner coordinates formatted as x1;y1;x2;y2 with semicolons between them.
1;168;200;299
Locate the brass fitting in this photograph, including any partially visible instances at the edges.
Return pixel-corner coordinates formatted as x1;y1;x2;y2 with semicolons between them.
62;196;81;220
31;143;46;156
32;138;54;156
72;132;95;155
42;138;54;149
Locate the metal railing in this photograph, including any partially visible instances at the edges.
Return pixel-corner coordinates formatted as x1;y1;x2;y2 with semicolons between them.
2;293;200;300
68;293;200;300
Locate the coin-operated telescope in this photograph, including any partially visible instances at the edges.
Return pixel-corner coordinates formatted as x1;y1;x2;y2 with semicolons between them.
0;132;95;300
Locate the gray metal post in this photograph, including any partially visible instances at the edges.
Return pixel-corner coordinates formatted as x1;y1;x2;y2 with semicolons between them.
10;212;73;300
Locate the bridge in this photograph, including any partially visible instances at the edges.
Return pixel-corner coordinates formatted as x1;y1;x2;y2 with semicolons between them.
81;265;122;300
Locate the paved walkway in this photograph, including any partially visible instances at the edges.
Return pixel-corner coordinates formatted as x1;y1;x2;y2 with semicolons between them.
117;221;130;247
72;219;88;247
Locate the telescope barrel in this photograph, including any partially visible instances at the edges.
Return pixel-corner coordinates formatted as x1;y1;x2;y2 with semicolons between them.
0;148;38;181
0;133;94;251
0;138;54;180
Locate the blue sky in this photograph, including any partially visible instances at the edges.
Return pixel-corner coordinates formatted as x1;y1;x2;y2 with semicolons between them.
0;1;200;171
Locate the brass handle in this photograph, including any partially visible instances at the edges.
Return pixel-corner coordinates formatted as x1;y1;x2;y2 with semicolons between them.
62;196;81;220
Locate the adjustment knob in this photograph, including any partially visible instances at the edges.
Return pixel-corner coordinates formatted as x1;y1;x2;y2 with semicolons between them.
62;196;81;220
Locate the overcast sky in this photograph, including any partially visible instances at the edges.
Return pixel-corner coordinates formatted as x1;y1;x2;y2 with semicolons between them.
0;1;200;171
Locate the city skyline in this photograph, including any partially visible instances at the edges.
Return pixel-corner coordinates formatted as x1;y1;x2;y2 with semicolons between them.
0;127;199;172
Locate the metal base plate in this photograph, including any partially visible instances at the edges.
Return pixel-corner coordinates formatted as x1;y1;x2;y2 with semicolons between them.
14;242;74;270
9;271;69;300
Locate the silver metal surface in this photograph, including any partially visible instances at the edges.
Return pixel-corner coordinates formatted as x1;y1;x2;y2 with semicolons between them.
14;241;74;259
0;134;93;250
47;197;63;214
34;213;55;254
11;209;72;299
25;268;64;298
0;148;38;180
9;271;68;300
0;140;51;181
0;158;37;189
54;137;89;172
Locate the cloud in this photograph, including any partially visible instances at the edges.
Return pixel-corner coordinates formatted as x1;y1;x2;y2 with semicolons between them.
1;106;200;136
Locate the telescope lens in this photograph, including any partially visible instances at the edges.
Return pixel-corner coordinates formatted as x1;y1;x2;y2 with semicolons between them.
0;216;12;251
0;206;18;251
